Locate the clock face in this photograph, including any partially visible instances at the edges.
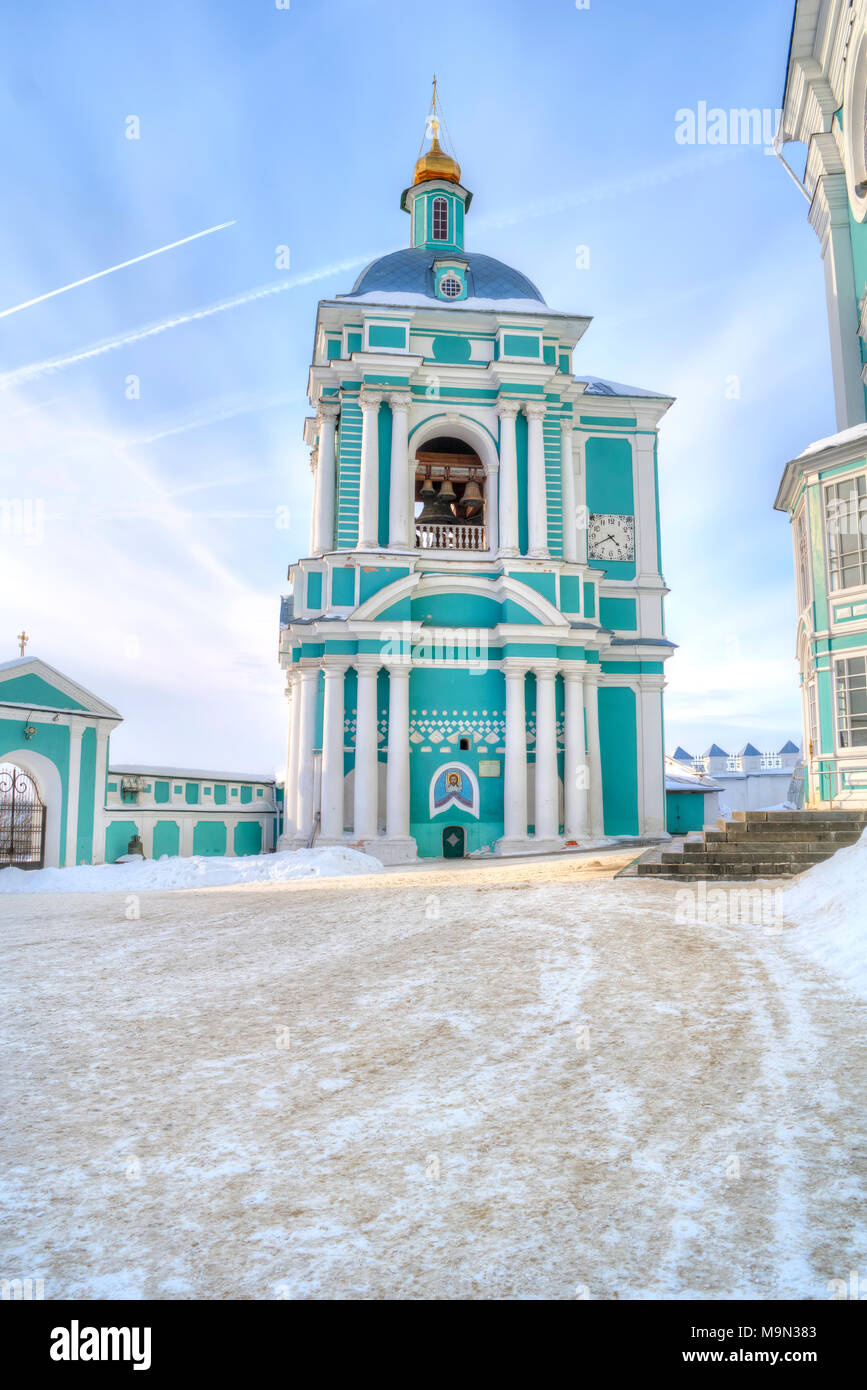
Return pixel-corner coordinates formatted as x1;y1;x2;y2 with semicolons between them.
588;513;635;562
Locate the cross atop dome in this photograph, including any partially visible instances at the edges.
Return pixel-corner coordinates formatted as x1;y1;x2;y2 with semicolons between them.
401;79;472;267
412;76;462;187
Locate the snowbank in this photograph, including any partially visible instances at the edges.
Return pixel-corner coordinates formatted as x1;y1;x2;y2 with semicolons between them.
784;827;867;1001
0;846;384;894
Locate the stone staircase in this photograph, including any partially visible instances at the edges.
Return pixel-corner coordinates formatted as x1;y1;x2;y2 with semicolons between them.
634;809;867;880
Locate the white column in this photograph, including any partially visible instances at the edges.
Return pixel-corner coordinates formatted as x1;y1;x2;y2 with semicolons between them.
179;818;194;857
485;464;499;554
280;672;300;843
314;404;339;554
574;435;588;564
92;724;112;863
65;717;86;867
497;663;529;851
384;662;415;859
638;679;666;837
525;402;549;558
320;663;347;841
560;419;578;563
353;660;380;840
534;667;560;843
584;673;605;837
308;447;319;557
358;391;382;549
562;667;589;842
634;431;660;586
498;402;520;556
388;393;412;549
295;666;320;840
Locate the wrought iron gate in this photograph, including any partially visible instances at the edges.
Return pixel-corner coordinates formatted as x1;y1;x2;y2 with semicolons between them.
0;764;46;870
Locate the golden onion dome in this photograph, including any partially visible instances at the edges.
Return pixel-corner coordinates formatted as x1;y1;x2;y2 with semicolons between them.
413;118;461;186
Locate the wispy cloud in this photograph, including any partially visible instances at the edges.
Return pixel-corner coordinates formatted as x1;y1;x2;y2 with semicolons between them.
0;221;237;320
0;253;380;392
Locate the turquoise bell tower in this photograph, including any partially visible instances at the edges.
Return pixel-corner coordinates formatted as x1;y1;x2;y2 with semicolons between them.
279;86;675;863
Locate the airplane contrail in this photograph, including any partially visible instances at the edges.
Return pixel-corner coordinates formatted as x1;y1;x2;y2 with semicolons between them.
0;220;237;320
0;252;381;392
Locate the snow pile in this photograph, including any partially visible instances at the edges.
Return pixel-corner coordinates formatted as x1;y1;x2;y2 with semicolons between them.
784;827;867;1001
0;846;384;894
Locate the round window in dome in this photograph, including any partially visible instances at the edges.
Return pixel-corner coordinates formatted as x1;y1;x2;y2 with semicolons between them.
439;275;463;299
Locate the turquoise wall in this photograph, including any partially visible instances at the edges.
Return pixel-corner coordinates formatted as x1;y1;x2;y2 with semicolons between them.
598;686;639;835
75;726;97;865
407;665;505;855
666;791;706;834
377;401;393;547
193;821;227;856
515;410;529;556
153;821;180;857
234;822;262;855
105;820;138;862
0;675;87;710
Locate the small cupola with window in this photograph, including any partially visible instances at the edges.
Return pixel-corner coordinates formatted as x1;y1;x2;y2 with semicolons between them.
401;79;471;255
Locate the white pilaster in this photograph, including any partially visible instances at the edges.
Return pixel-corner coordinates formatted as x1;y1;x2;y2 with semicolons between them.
560;419;578;563
562;667;589;842
388;393;413;549
353;659;380;842
634;432;661;585
525;402;549;558
308;447;319;557
382;661;416;862
65;717;86;867
358;391;382;549
314;404;339;553
92;725;112;863
485;463;499;554
496;662;529;853
533;666;561;845
278;672;300;846
295;666;320;841
584;673;605;838
497;402;520;556
638;679;666;837
320;663;348;842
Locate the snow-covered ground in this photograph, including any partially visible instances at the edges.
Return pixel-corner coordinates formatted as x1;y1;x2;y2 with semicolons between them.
0;846;383;894
783;828;867;1002
2;847;866;1300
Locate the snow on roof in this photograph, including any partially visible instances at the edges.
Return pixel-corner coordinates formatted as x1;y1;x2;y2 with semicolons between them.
794;421;867;461
664;756;722;792
582;375;672;400
334;290;565;315
109;764;275;784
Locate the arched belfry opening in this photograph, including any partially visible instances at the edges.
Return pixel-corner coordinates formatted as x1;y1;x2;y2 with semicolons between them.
414;435;487;551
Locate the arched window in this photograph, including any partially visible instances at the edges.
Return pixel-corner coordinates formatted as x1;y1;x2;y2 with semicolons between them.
432;196;448;241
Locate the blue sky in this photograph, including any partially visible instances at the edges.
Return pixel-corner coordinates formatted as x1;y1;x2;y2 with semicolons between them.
0;0;827;771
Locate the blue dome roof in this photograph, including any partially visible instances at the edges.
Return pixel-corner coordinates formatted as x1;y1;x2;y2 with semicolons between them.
343;248;545;304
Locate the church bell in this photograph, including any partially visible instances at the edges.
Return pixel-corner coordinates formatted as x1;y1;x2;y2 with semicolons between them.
417;477;457;524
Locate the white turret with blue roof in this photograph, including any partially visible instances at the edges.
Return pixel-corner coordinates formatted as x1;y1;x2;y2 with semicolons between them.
280;85;675;861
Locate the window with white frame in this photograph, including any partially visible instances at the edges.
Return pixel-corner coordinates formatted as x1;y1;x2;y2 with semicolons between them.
795;506;811;613
825;473;867;591
835;654;867;747
432;197;448;241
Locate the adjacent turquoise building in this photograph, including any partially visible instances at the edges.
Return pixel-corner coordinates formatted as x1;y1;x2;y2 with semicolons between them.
775;1;867;805
0;657;279;868
279;107;675;861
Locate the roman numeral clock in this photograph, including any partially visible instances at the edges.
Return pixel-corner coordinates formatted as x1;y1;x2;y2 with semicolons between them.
588;513;635;562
